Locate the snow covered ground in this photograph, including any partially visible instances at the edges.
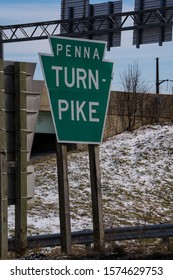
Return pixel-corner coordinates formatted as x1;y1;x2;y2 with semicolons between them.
8;123;173;237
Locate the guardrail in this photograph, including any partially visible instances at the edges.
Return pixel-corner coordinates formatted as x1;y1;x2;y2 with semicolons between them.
8;223;173;251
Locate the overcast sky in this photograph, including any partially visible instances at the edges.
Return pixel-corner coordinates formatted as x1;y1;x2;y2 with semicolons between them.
0;0;173;93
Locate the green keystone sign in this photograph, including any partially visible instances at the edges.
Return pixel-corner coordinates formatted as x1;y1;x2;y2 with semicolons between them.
39;36;114;144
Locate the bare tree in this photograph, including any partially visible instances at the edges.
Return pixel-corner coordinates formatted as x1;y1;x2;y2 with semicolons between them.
118;61;151;130
120;61;150;93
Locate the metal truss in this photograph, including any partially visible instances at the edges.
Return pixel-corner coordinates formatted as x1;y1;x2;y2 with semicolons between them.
0;6;173;44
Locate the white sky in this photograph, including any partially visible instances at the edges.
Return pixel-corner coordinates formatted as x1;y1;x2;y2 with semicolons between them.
0;0;173;93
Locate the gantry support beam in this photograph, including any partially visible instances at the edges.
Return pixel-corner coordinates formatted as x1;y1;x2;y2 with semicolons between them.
0;6;172;44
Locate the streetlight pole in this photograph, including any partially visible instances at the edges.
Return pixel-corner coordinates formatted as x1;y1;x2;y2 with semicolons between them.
156;57;170;94
156;57;160;94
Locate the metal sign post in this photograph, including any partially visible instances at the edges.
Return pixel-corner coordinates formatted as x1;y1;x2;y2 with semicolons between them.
89;144;104;252
56;143;71;254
